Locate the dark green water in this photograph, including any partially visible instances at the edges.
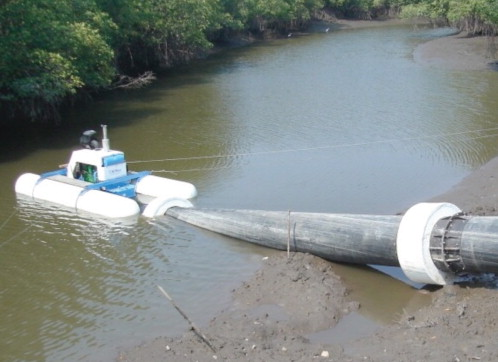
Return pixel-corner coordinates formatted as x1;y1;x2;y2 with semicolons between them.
1;24;498;360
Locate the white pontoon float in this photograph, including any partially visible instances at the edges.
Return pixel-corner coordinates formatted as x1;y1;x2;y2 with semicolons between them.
15;125;196;218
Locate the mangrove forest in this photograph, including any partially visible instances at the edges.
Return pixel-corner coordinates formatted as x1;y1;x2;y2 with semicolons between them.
1;0;497;124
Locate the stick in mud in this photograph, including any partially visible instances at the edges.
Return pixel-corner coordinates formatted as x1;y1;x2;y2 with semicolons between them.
287;210;291;258
157;285;217;353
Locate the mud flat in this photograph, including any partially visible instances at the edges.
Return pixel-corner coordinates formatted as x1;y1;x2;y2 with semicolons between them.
119;248;498;361
118;24;498;362
414;31;497;71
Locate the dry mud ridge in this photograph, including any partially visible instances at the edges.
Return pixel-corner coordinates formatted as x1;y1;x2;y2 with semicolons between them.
119;253;498;362
120;252;357;361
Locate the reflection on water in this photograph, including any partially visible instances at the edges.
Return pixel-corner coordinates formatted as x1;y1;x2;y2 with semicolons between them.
309;312;381;344
307;263;434;345
1;24;498;360
1;200;266;360
334;264;433;324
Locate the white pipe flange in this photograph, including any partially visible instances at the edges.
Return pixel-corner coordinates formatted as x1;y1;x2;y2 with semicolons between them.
396;202;461;285
142;197;193;218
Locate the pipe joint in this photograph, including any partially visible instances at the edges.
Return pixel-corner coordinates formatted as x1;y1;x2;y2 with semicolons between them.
429;213;469;274
396;202;461;285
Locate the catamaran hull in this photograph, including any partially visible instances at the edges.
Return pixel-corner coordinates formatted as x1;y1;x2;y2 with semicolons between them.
15;172;196;219
135;174;197;200
15;173;140;218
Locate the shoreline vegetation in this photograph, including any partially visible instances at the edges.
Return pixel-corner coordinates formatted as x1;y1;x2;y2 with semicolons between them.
118;20;498;362
1;0;497;124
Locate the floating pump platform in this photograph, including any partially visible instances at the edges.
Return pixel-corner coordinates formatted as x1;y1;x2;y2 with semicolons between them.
15;125;197;219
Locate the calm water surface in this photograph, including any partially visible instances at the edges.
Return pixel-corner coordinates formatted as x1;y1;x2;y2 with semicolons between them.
1;24;498;360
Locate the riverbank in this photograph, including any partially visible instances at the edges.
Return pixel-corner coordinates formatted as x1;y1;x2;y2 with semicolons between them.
336;18;497;71
414;31;497;71
118;23;498;362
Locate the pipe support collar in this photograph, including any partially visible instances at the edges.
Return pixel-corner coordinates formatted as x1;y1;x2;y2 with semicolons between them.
397;202;461;285
142;197;193;218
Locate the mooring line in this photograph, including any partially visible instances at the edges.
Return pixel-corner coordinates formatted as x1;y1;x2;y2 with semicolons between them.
127;126;498;166
0;210;16;233
0;225;32;249
145;129;498;174
150;165;237;174
287;210;291;259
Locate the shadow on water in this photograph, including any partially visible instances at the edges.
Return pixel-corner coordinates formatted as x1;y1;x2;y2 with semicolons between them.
1;39;266;165
0;22;414;165
1;46;230;165
1;104;165;164
1;122;104;165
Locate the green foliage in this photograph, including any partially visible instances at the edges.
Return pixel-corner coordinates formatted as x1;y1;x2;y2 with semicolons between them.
65;22;115;87
9;50;82;102
399;0;498;33
97;0;227;69
237;0;324;32
324;0;402;18
325;0;373;18
0;0;115;120
447;0;498;32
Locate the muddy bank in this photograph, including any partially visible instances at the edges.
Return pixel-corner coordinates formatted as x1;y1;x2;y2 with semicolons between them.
119;161;498;362
119;253;357;361
414;31;497;71
118;24;498;362
119;233;498;361
430;156;498;215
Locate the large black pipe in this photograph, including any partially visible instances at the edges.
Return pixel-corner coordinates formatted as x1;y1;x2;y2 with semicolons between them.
431;215;498;274
166;208;402;266
165;203;498;285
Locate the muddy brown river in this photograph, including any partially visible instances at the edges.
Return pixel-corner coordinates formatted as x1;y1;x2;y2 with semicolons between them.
1;24;498;360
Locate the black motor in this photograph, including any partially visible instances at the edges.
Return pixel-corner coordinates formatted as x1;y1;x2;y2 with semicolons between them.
80;130;100;149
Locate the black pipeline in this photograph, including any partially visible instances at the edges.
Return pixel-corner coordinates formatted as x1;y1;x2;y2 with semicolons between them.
165;202;498;285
